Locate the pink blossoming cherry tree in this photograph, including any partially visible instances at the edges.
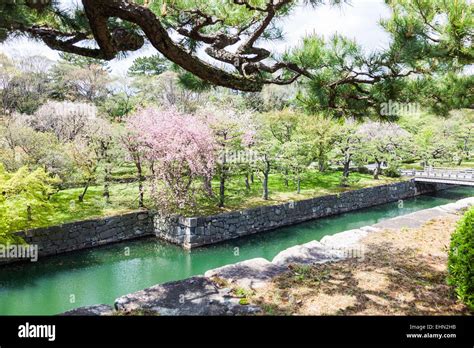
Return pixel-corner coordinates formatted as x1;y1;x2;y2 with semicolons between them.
125;107;216;211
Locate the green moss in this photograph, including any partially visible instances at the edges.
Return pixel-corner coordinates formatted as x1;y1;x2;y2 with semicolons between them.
20;182;145;230
239;298;249;305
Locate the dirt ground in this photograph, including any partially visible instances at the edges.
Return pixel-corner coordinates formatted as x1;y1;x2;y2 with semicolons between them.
252;215;471;315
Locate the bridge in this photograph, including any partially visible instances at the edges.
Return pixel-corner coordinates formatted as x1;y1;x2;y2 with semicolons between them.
400;167;474;186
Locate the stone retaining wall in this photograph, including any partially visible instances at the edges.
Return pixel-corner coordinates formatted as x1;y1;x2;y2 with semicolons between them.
1;211;154;265
1;180;452;266
154;180;451;249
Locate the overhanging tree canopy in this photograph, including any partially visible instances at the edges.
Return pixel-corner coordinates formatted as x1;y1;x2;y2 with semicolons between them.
0;0;331;91
0;0;472;104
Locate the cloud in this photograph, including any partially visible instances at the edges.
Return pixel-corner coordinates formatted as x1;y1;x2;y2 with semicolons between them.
272;0;392;53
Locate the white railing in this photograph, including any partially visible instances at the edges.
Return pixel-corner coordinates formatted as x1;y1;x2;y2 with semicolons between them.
400;167;474;183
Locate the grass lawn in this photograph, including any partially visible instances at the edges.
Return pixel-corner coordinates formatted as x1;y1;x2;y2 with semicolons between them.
42;182;143;228
457;161;474;169
27;170;402;230
400;163;424;170
196;170;402;215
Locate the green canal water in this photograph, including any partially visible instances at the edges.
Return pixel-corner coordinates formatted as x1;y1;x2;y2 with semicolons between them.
1;187;473;315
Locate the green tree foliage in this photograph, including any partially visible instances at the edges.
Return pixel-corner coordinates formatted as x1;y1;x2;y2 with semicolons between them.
299;114;338;172
448;207;474;311
403;73;474;116
132;71;207;112
65;119;120;203
252;114;285;200
0;117;74;180
330;120;363;186
176;69;212;93
50;55;111;103
415;122;457;166
397;110;473;167
382;0;473;113
444;110;474;165
0;164;59;242
289;34;385;118
261;84;298;111
357;122;411;179
382;0;473;70
286;0;473;118
128;54;170;76
264;109;300;187
100;77;137;120
100;92;136;120
279;133;313;194
0;54;52;114
199;107;250;207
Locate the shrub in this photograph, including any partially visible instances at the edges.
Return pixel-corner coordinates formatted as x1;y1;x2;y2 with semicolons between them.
356;166;371;175
339;176;361;187
448;207;474;310
384;165;401;178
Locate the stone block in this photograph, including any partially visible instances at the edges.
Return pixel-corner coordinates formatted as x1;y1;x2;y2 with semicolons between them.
137;213;149;221
184;217;198;227
272;240;342;266
114;276;261;316
319;229;368;249
60;304;114;316
205;258;286;289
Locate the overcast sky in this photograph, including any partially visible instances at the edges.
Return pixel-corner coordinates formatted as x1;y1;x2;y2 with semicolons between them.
0;0;392;76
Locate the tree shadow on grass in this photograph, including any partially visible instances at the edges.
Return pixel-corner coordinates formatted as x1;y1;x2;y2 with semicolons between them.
255;245;471;316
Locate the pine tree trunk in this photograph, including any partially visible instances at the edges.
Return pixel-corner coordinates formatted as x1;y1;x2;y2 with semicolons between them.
373;160;381;180
203;176;214;197
218;152;227;207
137;161;144;208
297;173;301;194
318;159;325;172
343;161;350;178
318;150;326;172
27;205;32;222
262;157;270;200
245;174;250;190
219;174;225;207
79;179;92;202
341;158;351;187
103;164;112;204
